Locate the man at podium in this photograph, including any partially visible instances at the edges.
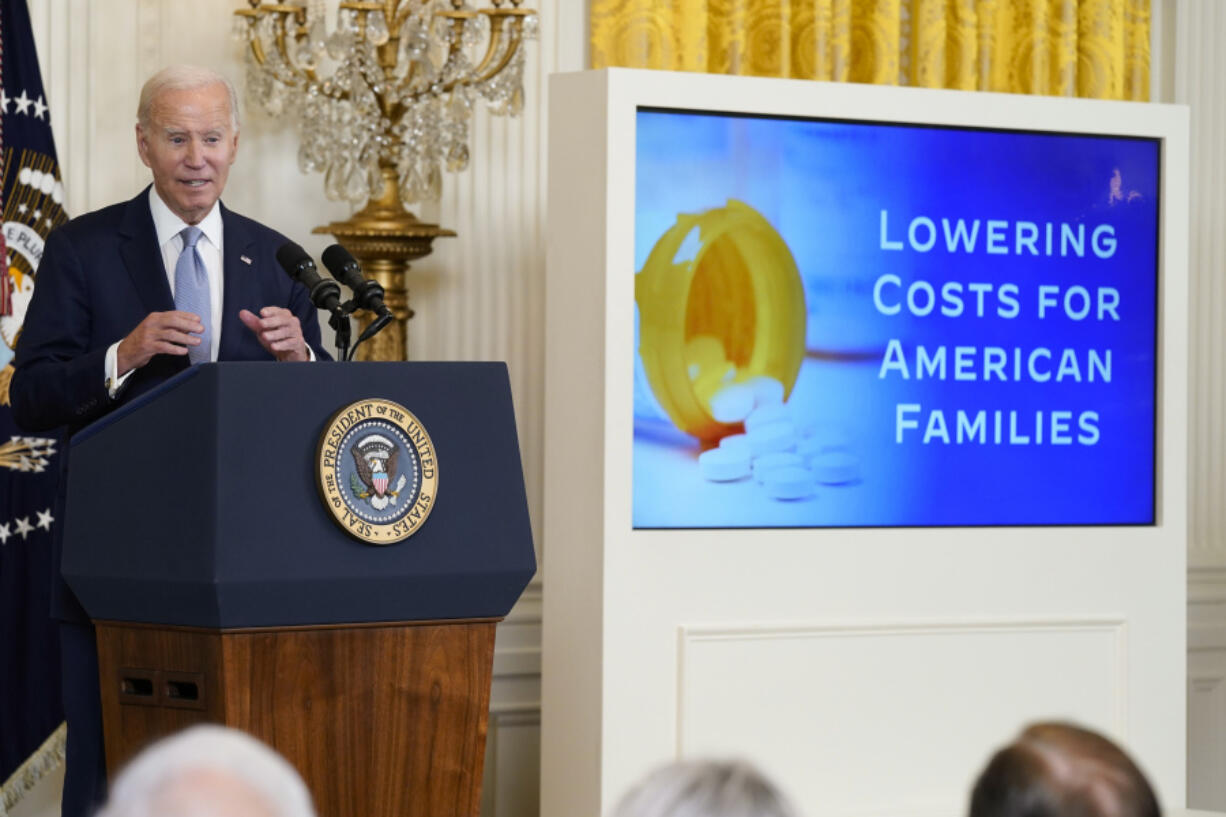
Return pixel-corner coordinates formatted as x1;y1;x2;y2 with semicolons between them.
9;64;328;817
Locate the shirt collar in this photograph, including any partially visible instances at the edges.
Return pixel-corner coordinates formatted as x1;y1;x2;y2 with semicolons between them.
148;187;223;251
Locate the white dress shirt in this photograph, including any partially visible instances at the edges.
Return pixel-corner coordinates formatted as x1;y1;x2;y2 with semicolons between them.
105;189;224;395
149;187;225;361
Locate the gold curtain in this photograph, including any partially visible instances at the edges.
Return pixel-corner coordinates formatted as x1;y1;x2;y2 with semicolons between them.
590;0;1150;100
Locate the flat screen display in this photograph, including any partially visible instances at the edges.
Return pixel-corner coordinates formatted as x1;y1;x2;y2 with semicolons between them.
632;107;1160;528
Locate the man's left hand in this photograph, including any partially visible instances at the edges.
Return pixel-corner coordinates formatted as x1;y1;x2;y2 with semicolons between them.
238;307;310;362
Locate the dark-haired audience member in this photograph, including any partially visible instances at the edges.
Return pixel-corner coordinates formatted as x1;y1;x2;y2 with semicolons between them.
609;759;802;817
970;722;1160;817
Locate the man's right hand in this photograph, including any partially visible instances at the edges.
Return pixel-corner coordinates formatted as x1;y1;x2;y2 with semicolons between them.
116;311;204;375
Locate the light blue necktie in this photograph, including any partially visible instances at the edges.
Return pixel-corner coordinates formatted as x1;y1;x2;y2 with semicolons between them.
174;226;212;365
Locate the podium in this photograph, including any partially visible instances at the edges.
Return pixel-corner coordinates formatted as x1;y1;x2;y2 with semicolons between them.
62;362;536;817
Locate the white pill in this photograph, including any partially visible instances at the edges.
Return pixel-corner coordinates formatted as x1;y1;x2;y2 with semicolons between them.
763;466;815;500
709;383;756;423
747;421;796;455
810;451;861;485
744;403;790;433
747;375;785;407
797;436;820;459
698;448;751;482
808;427;853;451
719;433;751;457
797;434;852;464
752;452;805;483
796;430;854;469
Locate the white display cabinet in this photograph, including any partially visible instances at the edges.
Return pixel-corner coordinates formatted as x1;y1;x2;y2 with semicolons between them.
543;68;1189;817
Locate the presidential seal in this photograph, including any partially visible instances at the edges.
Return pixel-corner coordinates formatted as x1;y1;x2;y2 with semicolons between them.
316;399;438;545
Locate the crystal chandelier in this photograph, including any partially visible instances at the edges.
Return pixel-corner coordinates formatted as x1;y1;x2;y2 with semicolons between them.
232;0;538;362
234;0;539;206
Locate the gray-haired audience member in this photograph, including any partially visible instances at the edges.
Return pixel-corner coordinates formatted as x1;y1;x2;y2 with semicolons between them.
95;725;316;817
609;759;802;817
969;722;1160;817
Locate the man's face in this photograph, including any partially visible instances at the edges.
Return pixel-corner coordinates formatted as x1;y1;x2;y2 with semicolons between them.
136;82;238;225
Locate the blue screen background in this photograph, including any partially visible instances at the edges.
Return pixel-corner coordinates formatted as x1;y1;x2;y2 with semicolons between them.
632;109;1159;528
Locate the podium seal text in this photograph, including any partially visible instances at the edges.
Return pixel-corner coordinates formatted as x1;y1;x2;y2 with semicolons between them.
316;398;439;545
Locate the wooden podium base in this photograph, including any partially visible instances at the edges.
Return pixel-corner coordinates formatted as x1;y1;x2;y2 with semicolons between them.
94;618;498;817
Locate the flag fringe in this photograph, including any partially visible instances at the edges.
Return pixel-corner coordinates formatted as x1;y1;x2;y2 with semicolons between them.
0;722;66;817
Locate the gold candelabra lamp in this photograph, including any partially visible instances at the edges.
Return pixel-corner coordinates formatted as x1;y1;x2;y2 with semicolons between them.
233;0;538;360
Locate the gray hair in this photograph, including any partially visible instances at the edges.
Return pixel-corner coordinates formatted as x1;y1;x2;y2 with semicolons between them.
96;725;316;817
609;759;803;817
137;65;240;131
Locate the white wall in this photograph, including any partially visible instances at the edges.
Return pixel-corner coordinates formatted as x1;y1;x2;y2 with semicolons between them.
24;2;586;817
1153;0;1226;810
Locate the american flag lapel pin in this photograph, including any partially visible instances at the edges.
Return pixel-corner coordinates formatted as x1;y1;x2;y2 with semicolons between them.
240;254;253;266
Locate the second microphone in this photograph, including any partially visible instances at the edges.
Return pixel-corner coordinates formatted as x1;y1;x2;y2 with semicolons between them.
321;245;392;318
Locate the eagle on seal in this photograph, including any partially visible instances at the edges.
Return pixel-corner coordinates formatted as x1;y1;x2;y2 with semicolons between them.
351;434;402;511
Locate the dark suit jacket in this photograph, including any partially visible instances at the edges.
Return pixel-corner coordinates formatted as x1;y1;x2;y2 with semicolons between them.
10;187;330;620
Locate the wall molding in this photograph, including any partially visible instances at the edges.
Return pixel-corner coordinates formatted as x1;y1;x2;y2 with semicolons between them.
1189;567;1226;605
1188;568;1226;651
678;615;1129;642
489;706;542;726
1188;624;1226;654
677;615;1130;740
1189;674;1224;695
482;707;542;817
675;616;1130;817
505;583;543;625
492;645;543;680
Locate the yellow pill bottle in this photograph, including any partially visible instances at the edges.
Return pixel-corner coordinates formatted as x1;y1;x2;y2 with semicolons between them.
635;200;807;442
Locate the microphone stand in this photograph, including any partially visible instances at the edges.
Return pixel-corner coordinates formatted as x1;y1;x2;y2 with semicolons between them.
336;278;394;361
326;296;392;362
330;308;353;363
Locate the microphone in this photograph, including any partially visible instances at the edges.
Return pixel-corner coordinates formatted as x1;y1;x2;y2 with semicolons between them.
320;244;392;318
276;242;341;314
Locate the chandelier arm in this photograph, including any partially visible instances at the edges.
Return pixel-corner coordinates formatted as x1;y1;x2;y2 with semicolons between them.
442;13;469;58
471;21;524;86
396;22;520;103
382;0;401;27
273;13;295;66
243;8;310;86
271;39;315;86
392;1;416;32
388;7;463;101
339;0;385;12
403;58;418;90
375;38;400;73
243;31;309;88
324;85;354;103
469;16;508;77
397;25;517;102
247;36;269;67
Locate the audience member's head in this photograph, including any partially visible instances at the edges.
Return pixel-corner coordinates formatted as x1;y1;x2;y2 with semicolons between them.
969;722;1160;817
609;759;802;817
96;725;316;817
